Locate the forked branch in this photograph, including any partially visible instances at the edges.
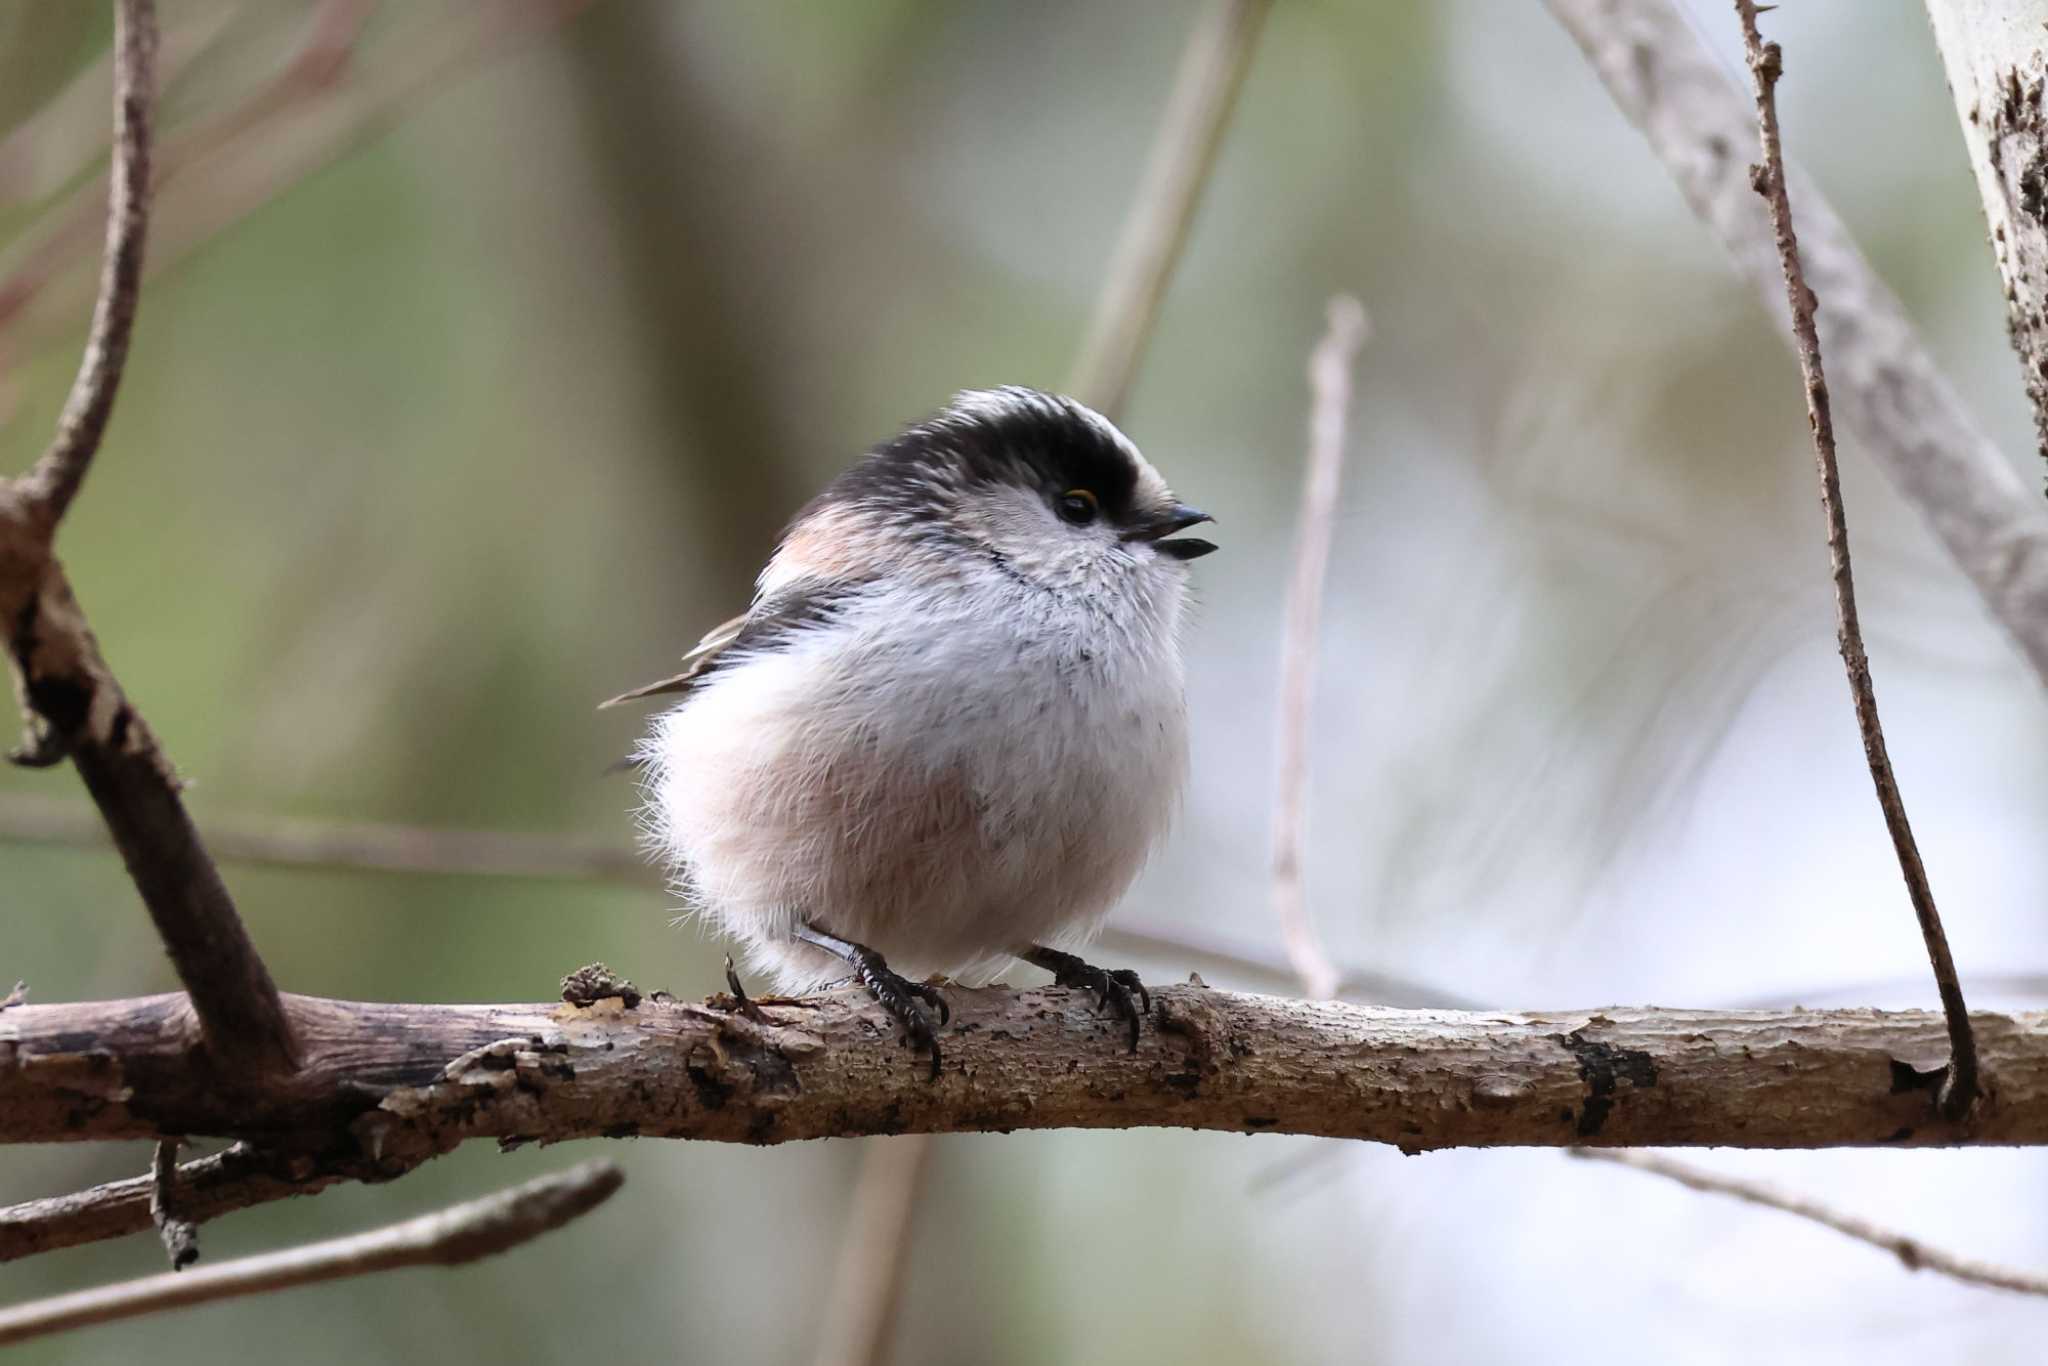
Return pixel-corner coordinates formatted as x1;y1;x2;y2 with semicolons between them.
0;0;295;1074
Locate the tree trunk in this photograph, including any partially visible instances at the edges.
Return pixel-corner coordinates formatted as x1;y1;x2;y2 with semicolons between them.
1926;0;2048;484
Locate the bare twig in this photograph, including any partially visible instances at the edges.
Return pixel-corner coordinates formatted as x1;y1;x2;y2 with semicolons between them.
1;1141;400;1265
0;0;295;1076
1573;1148;2048;1298
12;0;156;530
1063;0;1271;417
813;1137;936;1366
12;793;2034;1010
0;792;651;884
1733;0;1979;1121
0;1160;624;1347
1543;0;2048;690
1270;296;1368;1002
0;2;588;370
148;1140;198;1271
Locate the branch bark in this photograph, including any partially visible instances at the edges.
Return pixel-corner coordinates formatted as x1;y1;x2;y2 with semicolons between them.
1545;0;2048;689
1924;1;2048;485
2;985;2040;1162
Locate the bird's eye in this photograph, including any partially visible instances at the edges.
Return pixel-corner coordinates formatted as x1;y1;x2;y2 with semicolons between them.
1056;489;1099;526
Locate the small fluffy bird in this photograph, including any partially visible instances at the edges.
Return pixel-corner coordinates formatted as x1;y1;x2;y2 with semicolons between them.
608;387;1215;1074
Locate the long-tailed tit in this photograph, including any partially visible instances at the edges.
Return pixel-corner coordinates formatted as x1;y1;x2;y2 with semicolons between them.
606;387;1215;1075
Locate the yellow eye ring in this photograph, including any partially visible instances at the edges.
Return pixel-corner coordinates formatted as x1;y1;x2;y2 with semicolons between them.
1055;488;1099;526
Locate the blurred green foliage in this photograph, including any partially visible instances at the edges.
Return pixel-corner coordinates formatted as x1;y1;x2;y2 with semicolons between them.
3;2;2046;1363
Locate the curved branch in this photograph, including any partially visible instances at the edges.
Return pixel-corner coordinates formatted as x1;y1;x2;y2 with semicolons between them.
15;0;156;529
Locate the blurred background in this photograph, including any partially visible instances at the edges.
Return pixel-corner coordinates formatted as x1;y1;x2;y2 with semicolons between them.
4;1;2047;1361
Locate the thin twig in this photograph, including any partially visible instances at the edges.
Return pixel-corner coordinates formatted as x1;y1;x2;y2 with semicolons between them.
1063;0;1271;417
0;2;588;380
1732;0;1979;1121
14;0;156;530
0;1141;408;1265
0;1160;624;1347
0;792;651;883
8;793;2033;1012
1542;0;2048;690
148;1140;198;1271
0;0;296;1075
812;1137;936;1366
1270;296;1368;1002
1573;1148;2048;1297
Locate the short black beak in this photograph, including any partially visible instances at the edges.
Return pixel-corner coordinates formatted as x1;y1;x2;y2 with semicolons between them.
1122;504;1218;560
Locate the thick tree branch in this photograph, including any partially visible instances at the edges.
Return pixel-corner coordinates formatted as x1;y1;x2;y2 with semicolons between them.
1545;0;2048;689
1;985;2039;1159
1733;0;1979;1121
0;1160;624;1347
1922;1;2048;485
1573;1148;2048;1298
0;0;295;1076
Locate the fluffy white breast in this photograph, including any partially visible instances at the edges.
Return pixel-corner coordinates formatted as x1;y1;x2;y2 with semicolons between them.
639;556;1191;989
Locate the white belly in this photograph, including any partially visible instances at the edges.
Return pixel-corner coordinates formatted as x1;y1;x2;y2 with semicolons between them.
641;590;1188;989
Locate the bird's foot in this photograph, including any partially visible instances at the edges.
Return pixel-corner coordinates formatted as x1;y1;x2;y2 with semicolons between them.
852;955;949;1080
795;923;949;1079
1023;945;1150;1051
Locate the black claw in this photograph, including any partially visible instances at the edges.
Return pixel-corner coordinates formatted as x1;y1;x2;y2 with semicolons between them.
854;959;944;1079
1023;947;1150;1052
1109;968;1151;1016
723;955;768;1023
794;923;946;1079
902;977;951;1027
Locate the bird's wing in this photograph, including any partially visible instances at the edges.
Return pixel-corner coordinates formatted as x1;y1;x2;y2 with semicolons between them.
598;577;871;712
598;611;750;710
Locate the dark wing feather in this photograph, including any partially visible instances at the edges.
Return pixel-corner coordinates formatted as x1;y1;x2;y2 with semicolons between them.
597;578;870;712
597;613;749;710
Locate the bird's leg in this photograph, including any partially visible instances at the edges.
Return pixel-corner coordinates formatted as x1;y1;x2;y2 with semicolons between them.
795;922;950;1079
1021;945;1150;1051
